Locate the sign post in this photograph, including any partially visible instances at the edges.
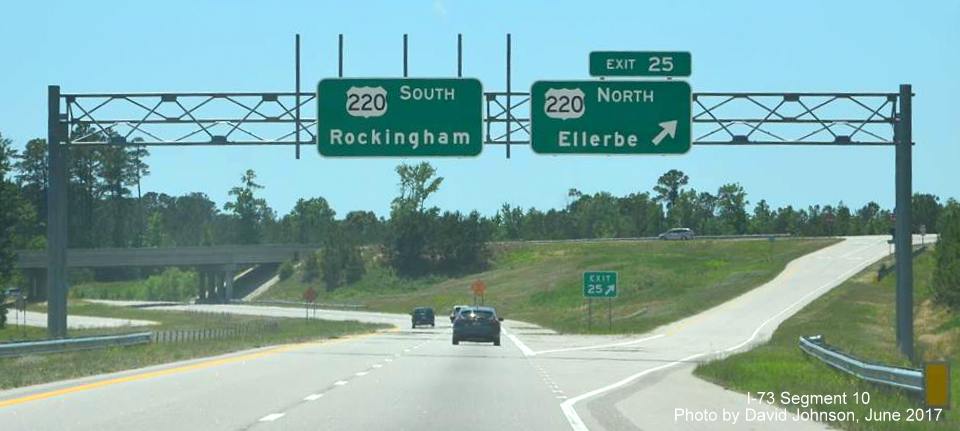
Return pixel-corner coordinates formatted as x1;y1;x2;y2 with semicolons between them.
531;81;691;155
317;78;483;157
16;293;26;337
608;297;613;331
588;298;593;331
302;287;317;321
583;271;618;332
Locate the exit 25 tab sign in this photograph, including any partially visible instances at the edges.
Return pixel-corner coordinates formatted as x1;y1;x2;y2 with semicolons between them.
583;271;618;298
317;78;483;157
530;80;691;155
590;51;692;77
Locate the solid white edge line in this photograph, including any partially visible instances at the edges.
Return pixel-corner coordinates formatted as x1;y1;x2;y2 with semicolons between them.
559;239;886;431
501;326;536;357
259;413;285;422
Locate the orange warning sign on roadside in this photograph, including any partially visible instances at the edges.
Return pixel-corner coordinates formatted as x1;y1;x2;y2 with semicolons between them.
471;280;486;296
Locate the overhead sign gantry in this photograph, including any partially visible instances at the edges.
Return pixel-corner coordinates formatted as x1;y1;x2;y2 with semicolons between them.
42;34;917;364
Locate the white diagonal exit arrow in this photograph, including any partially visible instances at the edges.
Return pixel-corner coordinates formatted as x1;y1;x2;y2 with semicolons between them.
605;285;615;295
651;120;677;146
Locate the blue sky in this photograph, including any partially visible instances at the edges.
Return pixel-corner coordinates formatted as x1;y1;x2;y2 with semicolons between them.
1;1;957;218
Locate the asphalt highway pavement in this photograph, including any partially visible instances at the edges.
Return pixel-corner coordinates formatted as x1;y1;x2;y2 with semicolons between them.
0;236;915;430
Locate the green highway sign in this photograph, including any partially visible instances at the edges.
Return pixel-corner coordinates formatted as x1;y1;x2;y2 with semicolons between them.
589;51;692;77
317;78;483;157
583;271;618;298
531;80;691;154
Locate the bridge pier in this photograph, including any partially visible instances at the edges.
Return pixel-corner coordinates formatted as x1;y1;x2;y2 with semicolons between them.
208;270;221;302
196;266;220;303
197;270;207;302
25;269;47;302
223;264;236;303
212;269;220;301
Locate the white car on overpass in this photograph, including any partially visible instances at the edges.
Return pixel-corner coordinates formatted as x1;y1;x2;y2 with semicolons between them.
658;228;695;240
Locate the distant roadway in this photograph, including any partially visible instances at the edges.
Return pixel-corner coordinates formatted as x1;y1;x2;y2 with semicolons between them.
0;236;919;430
12;310;157;329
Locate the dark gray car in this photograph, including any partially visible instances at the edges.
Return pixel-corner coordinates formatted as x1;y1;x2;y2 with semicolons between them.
452;306;503;346
411;307;435;328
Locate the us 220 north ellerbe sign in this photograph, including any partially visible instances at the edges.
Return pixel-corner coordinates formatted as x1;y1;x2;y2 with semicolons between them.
317;78;483;157
530;80;692;155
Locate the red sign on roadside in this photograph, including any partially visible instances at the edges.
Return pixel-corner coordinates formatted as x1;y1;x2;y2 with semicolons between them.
303;287;318;303
471;280;486;296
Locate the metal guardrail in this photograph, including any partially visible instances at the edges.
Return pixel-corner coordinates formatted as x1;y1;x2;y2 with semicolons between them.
493;233;795;246
153;320;279;344
799;335;923;392
0;332;152;358
878;245;929;280
235;299;366;310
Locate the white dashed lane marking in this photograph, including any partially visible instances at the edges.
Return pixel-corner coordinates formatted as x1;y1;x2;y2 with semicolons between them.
248;334;435;426
259;413;285;422
531;360;566;401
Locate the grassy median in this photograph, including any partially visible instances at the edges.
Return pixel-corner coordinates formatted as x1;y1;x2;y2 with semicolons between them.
0;301;388;390
264;238;836;334
695;249;958;430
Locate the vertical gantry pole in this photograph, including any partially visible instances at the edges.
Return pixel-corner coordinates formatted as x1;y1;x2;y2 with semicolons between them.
46;85;68;338
295;34;301;159
895;84;914;361
505;34;512;159
403;34;408;77
338;34;344;78
457;34;462;78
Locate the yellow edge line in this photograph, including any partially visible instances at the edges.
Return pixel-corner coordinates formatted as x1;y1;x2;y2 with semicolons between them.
0;328;395;409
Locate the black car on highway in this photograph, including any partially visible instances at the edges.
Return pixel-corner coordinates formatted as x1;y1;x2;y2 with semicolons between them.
411;307;435;328
452;306;502;346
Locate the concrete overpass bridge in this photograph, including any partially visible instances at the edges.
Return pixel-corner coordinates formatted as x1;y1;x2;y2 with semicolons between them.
14;244;319;302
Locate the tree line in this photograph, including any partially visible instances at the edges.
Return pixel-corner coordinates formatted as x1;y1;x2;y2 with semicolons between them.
0;130;956;291
493;169;947;241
